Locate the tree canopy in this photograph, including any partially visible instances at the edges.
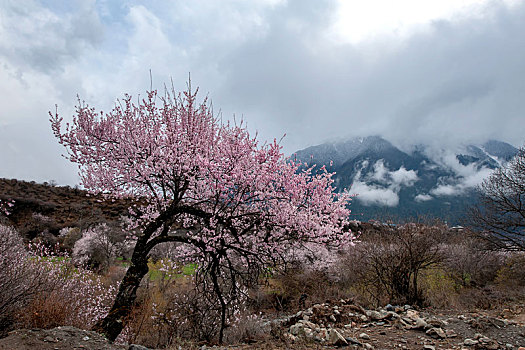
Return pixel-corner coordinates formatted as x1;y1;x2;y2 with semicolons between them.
50;83;354;341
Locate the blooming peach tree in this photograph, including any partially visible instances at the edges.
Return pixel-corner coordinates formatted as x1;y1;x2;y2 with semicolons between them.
50;83;354;342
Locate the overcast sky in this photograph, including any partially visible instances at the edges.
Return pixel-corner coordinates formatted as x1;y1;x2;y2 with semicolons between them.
1;0;524;185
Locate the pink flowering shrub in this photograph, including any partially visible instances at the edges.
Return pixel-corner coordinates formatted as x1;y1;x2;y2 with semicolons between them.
19;259;118;330
286;242;343;275
72;223;122;271
0;224;117;333
0;224;49;334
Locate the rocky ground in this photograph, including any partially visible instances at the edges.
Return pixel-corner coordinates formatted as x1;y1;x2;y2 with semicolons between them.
276;299;525;349
1;300;524;349
0;326;128;350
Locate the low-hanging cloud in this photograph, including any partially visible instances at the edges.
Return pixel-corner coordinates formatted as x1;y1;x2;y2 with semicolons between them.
430;166;494;196
351;160;419;207
369;160;419;188
414;194;433;202
351;180;400;207
427;148;496;196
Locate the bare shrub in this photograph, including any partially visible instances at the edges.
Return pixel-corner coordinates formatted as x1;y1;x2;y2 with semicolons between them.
441;234;506;288
19;212;60;239
264;267;348;312
116;260;254;347
419;268;460;308
495;252;525;288
58;226;82;252
339;222;446;307
469;145;525;251
223;313;268;344
0;224;54;335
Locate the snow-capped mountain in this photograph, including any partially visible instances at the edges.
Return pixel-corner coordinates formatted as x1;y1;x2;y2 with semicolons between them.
293;137;518;223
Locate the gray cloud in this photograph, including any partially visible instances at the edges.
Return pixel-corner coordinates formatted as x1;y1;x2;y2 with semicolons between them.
0;0;104;74
217;0;525;152
0;0;524;185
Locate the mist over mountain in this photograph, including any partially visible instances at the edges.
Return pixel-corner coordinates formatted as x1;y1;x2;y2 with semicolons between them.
293;137;518;224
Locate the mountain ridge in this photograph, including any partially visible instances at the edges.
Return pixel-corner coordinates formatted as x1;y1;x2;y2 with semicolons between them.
293;136;518;223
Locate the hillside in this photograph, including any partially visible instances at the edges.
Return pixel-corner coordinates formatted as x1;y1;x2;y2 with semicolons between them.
0;178;133;239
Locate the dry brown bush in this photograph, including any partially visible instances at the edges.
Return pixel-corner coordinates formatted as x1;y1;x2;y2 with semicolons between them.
117;273;258;347
337;222;447;307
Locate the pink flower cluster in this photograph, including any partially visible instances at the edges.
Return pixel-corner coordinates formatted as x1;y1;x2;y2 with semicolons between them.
0;199;14;216
50;84;354;270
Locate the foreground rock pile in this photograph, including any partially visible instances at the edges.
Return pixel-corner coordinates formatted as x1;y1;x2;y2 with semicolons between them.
279;299;525;349
0;301;523;349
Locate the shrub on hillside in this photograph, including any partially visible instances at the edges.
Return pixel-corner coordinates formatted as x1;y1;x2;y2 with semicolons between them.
441;235;506;288
0;224;117;334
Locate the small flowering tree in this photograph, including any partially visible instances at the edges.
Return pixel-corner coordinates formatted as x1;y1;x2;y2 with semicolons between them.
72;223;121;271
50;82;353;342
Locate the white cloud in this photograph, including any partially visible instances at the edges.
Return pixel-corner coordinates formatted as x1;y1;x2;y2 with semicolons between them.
0;1;103;74
350;180;400;207
331;0;521;44
371;160;389;182
414;194;433;202
350;159;418;206
391;166;419;187
427;149;496;196
370;160;419;189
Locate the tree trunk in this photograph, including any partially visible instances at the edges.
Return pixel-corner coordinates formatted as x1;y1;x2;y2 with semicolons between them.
92;243;150;342
209;259;227;344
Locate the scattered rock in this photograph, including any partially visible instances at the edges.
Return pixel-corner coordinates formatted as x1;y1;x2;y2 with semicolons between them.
327;329;348;346
464;338;479;346
346;337;363;346
281;299;524;350
289;323;306;337
0;326;126;350
43;335;57;342
425;327;446;339
367;310;386;321
386;311;400;319
359;332;370;340
445;329;457;338
128;345;150;350
413;317;430;330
